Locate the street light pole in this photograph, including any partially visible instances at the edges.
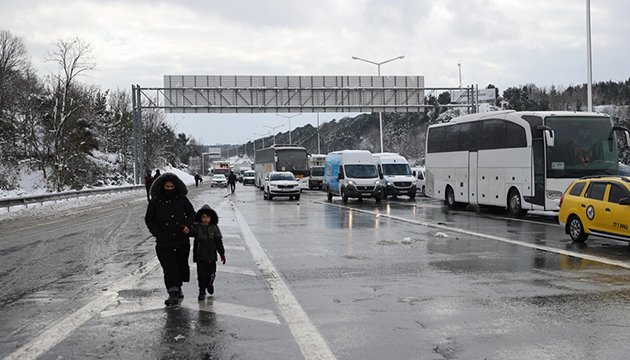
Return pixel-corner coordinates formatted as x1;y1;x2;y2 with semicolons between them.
246;137;256;161
351;55;405;153
317;113;321;154
263;124;284;145
586;0;593;112
254;132;268;148
276;114;301;144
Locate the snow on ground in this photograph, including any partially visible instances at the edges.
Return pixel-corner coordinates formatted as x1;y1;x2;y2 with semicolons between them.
0;165;197;220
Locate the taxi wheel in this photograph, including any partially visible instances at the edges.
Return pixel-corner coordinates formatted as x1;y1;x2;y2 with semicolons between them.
568;215;589;242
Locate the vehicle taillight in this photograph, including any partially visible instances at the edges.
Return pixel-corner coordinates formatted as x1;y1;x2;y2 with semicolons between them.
559;194;565;207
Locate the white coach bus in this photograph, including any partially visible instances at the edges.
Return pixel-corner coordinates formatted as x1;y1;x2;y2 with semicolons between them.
425;110;630;216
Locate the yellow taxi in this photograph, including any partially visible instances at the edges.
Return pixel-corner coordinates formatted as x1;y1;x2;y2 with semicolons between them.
559;176;630;242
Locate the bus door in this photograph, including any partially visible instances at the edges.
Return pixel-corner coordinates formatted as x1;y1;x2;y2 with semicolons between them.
469;152;478;205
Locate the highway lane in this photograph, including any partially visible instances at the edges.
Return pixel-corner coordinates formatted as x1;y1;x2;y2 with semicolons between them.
2;184;630;359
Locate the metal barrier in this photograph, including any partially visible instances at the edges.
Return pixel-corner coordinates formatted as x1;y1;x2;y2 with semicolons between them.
0;185;144;212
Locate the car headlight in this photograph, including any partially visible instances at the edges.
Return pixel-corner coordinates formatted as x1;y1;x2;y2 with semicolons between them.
347;180;355;186
374;180;381;186
386;181;393;187
412;181;417;186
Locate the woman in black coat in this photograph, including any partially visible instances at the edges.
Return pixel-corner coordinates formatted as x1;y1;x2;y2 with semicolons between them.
145;172;196;306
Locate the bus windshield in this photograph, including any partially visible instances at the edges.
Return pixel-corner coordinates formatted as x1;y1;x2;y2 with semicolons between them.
277;150;308;171
344;164;378;178
382;163;412;176
546;116;618;178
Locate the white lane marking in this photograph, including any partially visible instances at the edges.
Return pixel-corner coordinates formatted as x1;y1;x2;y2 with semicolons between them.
5;257;162;360
318;201;630;270
223;234;242;239
224;245;246;251
100;298;280;324
230;201;337;360
217;265;256;276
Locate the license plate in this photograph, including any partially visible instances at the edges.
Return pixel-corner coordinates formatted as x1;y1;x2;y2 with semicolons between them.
399;190;408;194
361;192;371;196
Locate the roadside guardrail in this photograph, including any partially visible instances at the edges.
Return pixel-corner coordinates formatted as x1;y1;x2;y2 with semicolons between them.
0;185;144;212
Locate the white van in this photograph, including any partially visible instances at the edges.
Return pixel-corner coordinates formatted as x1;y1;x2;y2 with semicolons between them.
323;150;383;203
411;167;426;196
373;153;417;199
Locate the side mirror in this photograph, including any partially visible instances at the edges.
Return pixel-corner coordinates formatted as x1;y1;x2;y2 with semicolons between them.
379;172;383;179
338;171;344;180
537;125;555;147
412;171;417;177
619;198;630;206
608;126;630;151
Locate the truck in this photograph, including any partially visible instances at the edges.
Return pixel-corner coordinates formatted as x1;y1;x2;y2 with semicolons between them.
323;150;383;203
308;154;327;190
212;161;230;177
372;153;417;199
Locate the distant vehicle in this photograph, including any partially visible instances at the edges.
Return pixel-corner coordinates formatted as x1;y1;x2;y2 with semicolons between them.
559;176;630;243
323;150;383;203
212;161;230;177
210;174;228;187
263;171;301;200
411;167;426;196
425;110;630;216
243;170;256;185
308;154;327;190
255;144;309;188
373;153;416;199
237;168;248;182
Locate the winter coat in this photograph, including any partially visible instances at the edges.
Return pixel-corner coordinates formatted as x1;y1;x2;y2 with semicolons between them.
145;172;195;248
144;175;154;189
189;205;225;262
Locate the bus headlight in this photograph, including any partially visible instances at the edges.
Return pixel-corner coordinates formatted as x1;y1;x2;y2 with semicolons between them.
546;190;563;200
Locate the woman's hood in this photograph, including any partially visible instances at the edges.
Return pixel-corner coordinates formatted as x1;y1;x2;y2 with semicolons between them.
150;172;188;198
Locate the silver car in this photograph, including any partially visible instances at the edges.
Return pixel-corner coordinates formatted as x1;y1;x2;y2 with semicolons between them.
210;174;228;187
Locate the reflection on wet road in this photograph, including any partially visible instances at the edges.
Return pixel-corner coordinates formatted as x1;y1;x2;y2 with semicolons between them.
2;185;630;359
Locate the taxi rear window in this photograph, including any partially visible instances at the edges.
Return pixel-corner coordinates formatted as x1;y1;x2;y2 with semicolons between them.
585;182;607;201
569;182;586;196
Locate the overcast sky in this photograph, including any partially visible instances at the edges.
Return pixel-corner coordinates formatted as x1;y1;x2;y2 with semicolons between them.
2;0;628;145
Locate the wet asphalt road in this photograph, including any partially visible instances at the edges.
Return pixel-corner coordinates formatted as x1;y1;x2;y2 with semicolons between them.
2;184;630;359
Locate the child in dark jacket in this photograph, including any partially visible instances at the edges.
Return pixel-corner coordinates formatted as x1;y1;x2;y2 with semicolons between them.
190;204;226;301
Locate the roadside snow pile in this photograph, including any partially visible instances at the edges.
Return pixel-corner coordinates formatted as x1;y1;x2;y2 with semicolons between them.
0;190;144;220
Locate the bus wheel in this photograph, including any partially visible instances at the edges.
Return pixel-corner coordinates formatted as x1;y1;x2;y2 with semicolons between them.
327;190;333;201
508;189;528;217
568;215;588;242
342;189;349;203
445;186;457;209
